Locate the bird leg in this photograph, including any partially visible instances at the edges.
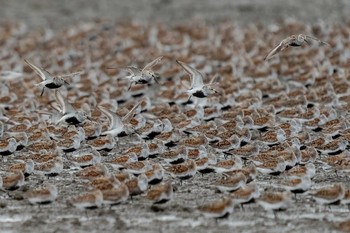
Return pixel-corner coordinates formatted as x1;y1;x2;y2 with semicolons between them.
40;87;46;96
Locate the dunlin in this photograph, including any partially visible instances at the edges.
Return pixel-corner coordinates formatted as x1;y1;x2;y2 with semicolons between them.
2;171;25;190
76;164;109;180
309;183;345;205
87;135;116;151
255;157;286;175
7;159;34;176
124;143;150;160
283;176;312;195
0;137;17;156
299;147;318;164
159;146;188;164
230;182;260;206
118;56;163;90
57;135;81;153
224;165;257;183
211;135;241;153
257;191;293;212
123;160;152;175
89;175;120;191
82;120;102;140
228;141;260;160
125;173;148;196
34;157;64;176
259;128;286;146
69;189;103;209
24;59;81;96
4;132;28;151
101;183;129;205
286;163;316;178
25;183;58;204
165;159;197;180
176;60;219;99
146;181;173;204
145;163;164;185
148;140;165;157
264;34;329;60
108;152;138;169
198;197;233;219
181;135;208;148
210;157;243;173
55;90;89;125
214;172;246;192
68;147;101;167
98;102;140;137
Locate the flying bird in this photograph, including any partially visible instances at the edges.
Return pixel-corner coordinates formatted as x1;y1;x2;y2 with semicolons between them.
55;90;90;125
264;34;329;60
107;56;163;90
176;60;219;100
24;59;82;96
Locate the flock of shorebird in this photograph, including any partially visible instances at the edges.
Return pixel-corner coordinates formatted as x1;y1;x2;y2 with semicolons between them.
1;21;350;228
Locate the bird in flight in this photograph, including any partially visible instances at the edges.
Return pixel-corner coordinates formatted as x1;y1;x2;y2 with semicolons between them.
24;59;82;96
264;34;329;60
108;56;163;90
55;90;90;125
176;60;219;100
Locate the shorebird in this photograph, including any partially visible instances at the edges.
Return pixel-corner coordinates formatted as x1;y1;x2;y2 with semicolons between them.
264;34;329;60
98;102;140;137
146;181;173;204
24;59;82;96
176;60;219;100
109;56;163;90
257;191;293;213
55;90;90;125
70;189;103;209
25;183;58;204
198;197;234;219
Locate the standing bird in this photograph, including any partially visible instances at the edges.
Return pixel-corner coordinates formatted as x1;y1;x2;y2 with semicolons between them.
264;34;329;60
24;59;82;96
176;60;219;100
109;56;163;90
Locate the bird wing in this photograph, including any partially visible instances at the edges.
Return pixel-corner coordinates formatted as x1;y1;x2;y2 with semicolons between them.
264;40;289;60
55;90;75;114
304;35;330;46
24;59;53;81
122;66;142;76
176;60;204;89
209;74;219;85
58;71;83;78
98;106;123;130
142;56;163;72
122;102;141;123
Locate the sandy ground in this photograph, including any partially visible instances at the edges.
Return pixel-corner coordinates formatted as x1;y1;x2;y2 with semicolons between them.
1;1;350;233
